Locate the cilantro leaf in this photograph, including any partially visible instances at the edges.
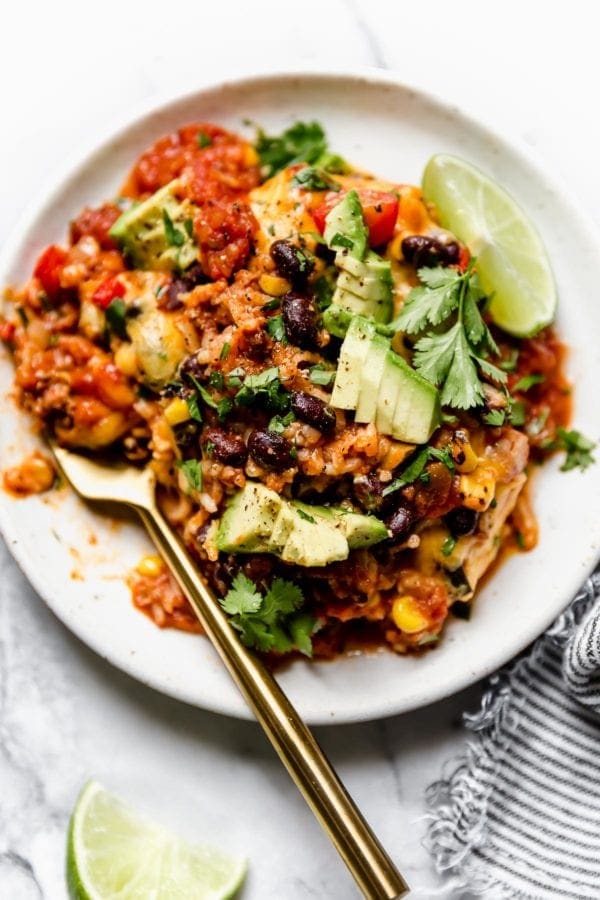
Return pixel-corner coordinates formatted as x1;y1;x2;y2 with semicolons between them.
235;367;290;413
197;131;212;148
484;408;506;426
441;535;456;557
266;314;287;343
177;458;203;493
309;364;336;386
401;261;505;411
382;444;456;497
186;392;203;423
219;575;316;656
508;399;526;426
105;298;128;340
162;208;185;247
395;270;461;333
414;321;485;410
291;166;341;192
220;573;263;615
254;121;328;179
554;427;596;471
512;373;545;393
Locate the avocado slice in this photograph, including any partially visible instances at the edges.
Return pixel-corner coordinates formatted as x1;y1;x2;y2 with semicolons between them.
280;509;348;567
376;349;440;444
109;180;199;272
337;511;390;548
331;248;393;324
322;304;354;338
330;315;440;443
323;190;368;260
355;333;388;424
331;316;375;410
216;483;282;553
291;501;389;549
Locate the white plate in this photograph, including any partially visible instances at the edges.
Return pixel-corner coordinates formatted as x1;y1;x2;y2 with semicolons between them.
1;70;599;725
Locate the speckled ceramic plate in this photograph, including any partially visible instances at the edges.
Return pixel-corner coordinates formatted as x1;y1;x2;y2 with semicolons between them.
1;69;599;724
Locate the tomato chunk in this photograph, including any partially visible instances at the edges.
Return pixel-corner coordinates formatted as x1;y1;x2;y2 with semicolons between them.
91;276;126;309
312;189;399;248
34;245;68;297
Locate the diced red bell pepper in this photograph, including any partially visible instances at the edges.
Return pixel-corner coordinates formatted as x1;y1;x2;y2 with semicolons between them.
312;189;399;248
91;276;126;309
33;245;68;297
0;321;15;341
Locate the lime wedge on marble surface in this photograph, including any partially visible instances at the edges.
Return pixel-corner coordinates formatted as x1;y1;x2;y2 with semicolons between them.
66;780;246;900
422;153;557;337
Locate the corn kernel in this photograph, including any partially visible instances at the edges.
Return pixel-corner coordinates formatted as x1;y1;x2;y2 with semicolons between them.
453;440;478;473
391;595;429;634
388;232;405;260
259;273;291;297
244;145;259;167
114;342;139;377
136;555;164;578
458;468;496;511
164;396;191;427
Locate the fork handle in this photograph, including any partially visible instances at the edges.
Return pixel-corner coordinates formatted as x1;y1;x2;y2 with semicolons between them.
137;505;409;899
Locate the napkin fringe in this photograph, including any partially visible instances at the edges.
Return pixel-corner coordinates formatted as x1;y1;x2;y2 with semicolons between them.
423;573;600;896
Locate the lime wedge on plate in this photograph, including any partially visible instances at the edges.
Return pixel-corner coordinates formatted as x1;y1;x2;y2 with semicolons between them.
422;154;557;337
66;781;247;900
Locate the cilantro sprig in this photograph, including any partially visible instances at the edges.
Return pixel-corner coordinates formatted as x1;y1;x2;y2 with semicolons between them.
220;573;317;656
395;263;507;410
382;444;455;497
545;427;596;472
254;121;328;179
291;166;341;192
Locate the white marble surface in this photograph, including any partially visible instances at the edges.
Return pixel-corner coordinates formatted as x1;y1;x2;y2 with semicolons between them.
2;2;600;897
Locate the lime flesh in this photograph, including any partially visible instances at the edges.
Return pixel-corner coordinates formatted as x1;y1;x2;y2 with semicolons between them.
66;781;247;900
422;154;557;337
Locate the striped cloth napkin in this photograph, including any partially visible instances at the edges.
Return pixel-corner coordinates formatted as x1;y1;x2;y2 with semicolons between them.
426;571;600;899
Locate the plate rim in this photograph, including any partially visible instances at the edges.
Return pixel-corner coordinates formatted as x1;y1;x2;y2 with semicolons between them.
1;65;599;724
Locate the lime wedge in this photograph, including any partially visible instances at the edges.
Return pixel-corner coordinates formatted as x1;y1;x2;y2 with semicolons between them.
422;154;557;337
66;781;247;900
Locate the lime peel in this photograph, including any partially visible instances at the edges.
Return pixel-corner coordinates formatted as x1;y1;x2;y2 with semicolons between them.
422;154;557;337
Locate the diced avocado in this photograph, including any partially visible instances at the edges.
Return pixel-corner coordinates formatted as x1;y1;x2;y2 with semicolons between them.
216;483;282;553
336;511;389;548
376;349;440;444
355;333;388;423
292;501;389;549
323;190;368;261
109;181;199;272
322;304;354;338
280;510;348;567
331;316;375;410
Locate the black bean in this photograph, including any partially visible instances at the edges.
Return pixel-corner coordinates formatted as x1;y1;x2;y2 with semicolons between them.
385;502;417;544
401;235;460;268
248;430;295;471
172;420;201;451
160;278;187;311
182;262;209;288
204;427;247;467
270;240;314;285
290;391;336;433
353;474;385;513
179;353;204;384
315;241;336;264
445;506;479;537
281;292;318;348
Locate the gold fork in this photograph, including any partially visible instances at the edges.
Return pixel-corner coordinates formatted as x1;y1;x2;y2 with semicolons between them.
48;441;409;899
